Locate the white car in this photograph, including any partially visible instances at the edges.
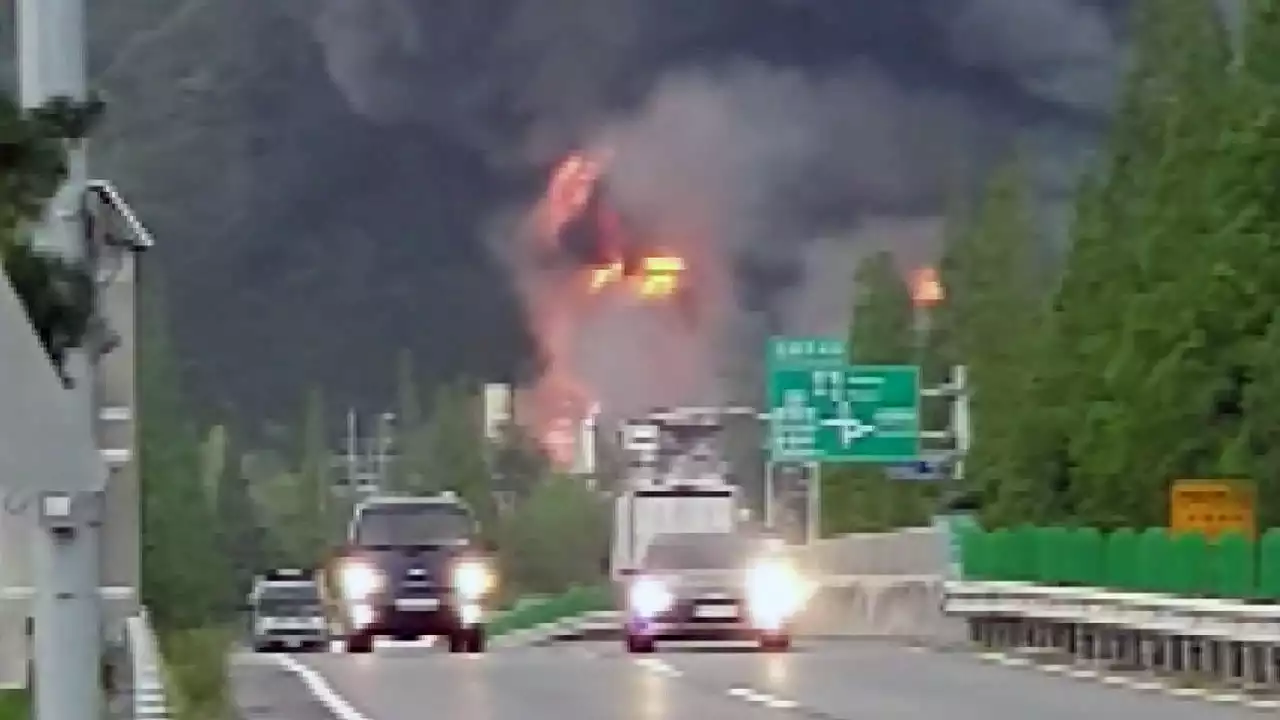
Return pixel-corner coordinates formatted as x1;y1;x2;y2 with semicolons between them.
250;569;328;652
621;533;809;653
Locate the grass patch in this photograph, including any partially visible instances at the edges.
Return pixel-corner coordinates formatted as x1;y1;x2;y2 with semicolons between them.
160;627;233;720
0;690;28;720
488;586;611;637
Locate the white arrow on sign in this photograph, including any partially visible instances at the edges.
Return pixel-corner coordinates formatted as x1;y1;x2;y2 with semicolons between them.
820;418;875;446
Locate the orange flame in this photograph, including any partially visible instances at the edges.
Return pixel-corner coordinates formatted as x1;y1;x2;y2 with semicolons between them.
634;254;683;298
911;267;944;307
643;255;685;273
588;261;624;292
519;147;689;466
584;254;685;298
532;150;610;241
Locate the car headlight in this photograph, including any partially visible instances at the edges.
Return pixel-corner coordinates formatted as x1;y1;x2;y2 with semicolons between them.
453;560;494;598
629;577;673;618
338;560;383;600
745;559;805;623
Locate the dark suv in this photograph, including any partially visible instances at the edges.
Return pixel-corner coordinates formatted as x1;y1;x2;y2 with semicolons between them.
323;493;495;653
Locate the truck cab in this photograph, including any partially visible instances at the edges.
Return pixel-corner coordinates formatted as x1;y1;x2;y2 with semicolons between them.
249;568;327;652
323;492;495;653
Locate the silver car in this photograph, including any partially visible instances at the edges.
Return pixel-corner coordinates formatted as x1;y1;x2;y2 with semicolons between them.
621;532;809;653
250;571;328;652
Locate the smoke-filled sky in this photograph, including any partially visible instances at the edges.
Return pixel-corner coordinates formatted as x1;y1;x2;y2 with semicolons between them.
295;0;1130;416
305;0;1122;175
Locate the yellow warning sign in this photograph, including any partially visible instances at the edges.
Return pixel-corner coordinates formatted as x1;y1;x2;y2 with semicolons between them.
1169;479;1255;539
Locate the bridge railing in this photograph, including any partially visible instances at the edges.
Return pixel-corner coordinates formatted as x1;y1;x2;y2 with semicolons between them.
943;525;1280;690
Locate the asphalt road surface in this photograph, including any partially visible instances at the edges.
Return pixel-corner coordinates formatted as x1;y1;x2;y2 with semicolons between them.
232;639;1262;720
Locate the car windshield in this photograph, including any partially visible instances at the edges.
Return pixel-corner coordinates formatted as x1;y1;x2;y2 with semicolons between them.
643;534;749;570
258;583;319;611
355;503;474;546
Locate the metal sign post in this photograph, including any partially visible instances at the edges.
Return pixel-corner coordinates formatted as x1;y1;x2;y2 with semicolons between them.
806;462;821;544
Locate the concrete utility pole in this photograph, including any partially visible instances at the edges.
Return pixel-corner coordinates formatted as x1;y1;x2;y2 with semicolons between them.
18;2;105;720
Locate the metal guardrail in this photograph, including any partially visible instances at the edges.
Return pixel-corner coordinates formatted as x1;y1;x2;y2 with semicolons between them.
944;580;1280;685
123;609;169;720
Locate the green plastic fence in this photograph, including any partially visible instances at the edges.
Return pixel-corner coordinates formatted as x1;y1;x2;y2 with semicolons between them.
959;525;1280;600
488;586;612;637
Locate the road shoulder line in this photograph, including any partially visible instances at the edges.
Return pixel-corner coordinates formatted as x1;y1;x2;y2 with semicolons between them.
973;650;1280;710
272;655;371;720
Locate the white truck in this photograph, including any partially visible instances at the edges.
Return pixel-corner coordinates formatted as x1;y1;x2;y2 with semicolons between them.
609;484;741;580
608;406;747;581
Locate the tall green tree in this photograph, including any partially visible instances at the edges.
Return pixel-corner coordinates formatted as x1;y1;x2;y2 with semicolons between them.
847;251;915;365
1;95;103;384
1213;0;1280;527
296;388;332;562
1050;0;1233;527
418;382;495;524
822;251;924;534
137;280;232;629
213;437;267;599
490;421;551;500
391;350;425;492
938;155;1050;525
198;425;228;512
493;474;609;596
249;468;309;567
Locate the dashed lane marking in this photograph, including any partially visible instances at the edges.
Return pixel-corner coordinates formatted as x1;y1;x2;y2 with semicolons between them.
633;657;805;712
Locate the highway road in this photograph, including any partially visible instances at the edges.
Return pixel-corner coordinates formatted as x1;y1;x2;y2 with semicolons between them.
232;639;1262;720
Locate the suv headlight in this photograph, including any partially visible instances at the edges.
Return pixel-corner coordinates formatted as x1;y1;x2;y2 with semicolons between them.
629;577;673;618
338;560;383;600
453;560;494;599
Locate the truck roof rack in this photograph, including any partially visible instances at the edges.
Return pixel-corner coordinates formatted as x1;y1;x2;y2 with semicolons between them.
263;567;313;581
356;492;467;510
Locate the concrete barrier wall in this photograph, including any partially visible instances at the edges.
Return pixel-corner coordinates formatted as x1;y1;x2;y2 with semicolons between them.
787;527;963;642
794;527;948;576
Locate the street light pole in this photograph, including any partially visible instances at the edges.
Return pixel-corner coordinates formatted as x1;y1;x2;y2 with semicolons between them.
375;412;395;490
18;2;104;720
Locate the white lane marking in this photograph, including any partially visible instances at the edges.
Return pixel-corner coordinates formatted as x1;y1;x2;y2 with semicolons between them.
727;684;802;709
1129;680;1166;692
625;650;808;712
648;644;1280;714
274;654;371;720
1167;686;1207;698
969;650;1280;709
633;658;682;677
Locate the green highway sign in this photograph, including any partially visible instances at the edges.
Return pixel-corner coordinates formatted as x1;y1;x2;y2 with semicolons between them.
766;336;847;367
767;364;921;463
